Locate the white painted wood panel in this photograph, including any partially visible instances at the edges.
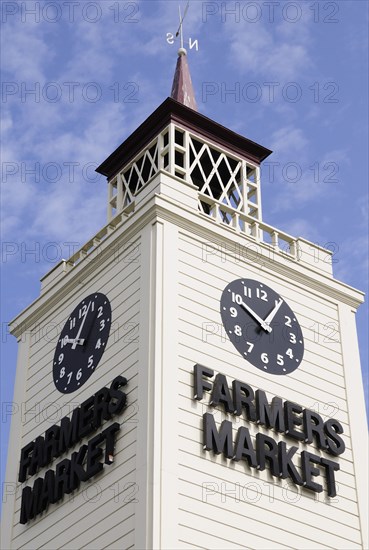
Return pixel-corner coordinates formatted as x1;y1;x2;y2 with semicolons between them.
177;332;349;425
8;236;142;550
4;196;366;550
177;441;358;519
175;231;363;549
178;414;356;498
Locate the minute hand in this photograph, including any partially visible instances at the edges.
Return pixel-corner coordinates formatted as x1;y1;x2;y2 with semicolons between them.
240;300;272;333
71;301;91;349
264;298;283;326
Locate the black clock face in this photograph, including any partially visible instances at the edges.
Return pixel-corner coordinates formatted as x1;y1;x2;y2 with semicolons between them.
220;279;304;375
53;293;112;393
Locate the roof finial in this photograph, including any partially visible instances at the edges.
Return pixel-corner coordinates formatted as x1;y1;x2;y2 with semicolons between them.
171;2;198;111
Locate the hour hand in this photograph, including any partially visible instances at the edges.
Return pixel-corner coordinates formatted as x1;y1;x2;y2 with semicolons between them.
65;338;85;346
240;300;272;333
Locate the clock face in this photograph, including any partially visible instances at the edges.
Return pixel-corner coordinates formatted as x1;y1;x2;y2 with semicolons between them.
53;293;112;393
220;279;304;375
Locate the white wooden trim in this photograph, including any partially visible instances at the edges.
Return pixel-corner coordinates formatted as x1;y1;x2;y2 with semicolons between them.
1;333;31;549
338;302;368;549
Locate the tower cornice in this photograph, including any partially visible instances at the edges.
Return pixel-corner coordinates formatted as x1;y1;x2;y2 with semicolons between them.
96;98;272;180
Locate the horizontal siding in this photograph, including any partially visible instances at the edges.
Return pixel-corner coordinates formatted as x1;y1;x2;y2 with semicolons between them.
178;410;356;500
177;443;358;523
27;270;140;383
178;371;353;460
28;241;140;360
27;257;140;381
22;259;140;438
179;233;340;319
177;330;349;427
180;506;302;549
178;309;347;407
178;524;251;550
178;493;360;550
176;232;360;550
13;392;139;517
83;526;135;550
11;238;141;549
179;278;342;360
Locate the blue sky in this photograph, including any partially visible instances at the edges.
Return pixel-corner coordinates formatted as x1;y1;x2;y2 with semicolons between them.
1;0;368;506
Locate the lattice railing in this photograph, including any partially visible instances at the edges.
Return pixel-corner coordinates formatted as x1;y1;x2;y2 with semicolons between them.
189;138;244;212
173;130;261;222
105;117;287;256
108;137;159;220
199;193;298;258
107;123;262;224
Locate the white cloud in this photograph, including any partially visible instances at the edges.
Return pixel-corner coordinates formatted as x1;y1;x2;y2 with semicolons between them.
269;126;308;155
226;16;312;81
1;21;53;81
274;218;322;243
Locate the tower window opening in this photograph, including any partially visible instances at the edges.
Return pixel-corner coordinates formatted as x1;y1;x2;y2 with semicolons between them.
247;165;256;182
163;153;169;170
189;136;244;213
175;129;184;146
175;150;184;168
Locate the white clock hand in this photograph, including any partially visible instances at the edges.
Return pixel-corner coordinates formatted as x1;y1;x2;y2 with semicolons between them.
71;301;91;349
65;338;85;345
264;298;284;326
240;299;272;333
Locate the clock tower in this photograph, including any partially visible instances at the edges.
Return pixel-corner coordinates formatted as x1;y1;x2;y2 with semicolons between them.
2;47;368;550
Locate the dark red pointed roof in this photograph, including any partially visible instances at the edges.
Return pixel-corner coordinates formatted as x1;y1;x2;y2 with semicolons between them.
171;48;198;111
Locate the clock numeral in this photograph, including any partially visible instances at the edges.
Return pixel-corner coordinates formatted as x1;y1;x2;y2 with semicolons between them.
60;335;70;348
87;355;94;368
256;288;268;301
100;319;106;331
69;317;76;330
246;341;254;353
58;353;64;365
286;348;294;359
221;280;303;376
76;368;82;380
234;325;242;336
230;307;237;318
95;338;102;349
59;367;65;378
232;292;243;305
91;301;95;312
97;306;103;318
67;372;73;384
243;286;252;298
79;305;88;319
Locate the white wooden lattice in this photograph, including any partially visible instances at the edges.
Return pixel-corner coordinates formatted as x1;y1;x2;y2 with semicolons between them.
107;124;261;227
121;140;159;203
102;124;304;258
188;136;244;223
108;138;159;220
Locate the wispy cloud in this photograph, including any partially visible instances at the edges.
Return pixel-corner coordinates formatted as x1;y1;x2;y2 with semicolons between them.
226;11;312;81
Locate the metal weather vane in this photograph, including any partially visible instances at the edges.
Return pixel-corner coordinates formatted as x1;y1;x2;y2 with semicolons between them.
166;1;199;52
176;1;190;49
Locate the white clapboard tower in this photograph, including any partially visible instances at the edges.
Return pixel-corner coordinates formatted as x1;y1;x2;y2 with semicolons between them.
2;47;368;550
